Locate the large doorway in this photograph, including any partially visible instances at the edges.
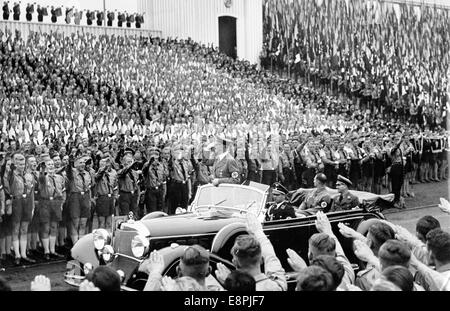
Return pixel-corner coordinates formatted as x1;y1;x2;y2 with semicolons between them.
218;16;237;59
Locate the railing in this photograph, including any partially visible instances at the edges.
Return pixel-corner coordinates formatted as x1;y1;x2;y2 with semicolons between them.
0;20;162;38
384;0;450;10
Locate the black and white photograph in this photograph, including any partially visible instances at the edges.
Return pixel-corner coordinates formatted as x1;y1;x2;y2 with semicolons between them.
0;0;449;295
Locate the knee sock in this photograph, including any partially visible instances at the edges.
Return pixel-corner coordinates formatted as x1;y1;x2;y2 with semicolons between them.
49;236;56;254
0;238;5;256
12;239;20;258
42;238;50;254
19;237;28;258
6;236;12;255
58;227;66;246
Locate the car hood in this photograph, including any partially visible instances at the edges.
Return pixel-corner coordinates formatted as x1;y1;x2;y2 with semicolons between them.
138;213;246;237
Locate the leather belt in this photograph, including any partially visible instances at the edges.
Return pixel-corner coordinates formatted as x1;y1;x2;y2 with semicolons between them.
13;194;30;199
147;186;161;190
172;180;187;184
41;197;63;201
72;191;86;195
98;194;113;198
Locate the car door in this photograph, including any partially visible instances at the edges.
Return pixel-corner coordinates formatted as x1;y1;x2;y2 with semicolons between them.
262;217;313;271
261;210;371;285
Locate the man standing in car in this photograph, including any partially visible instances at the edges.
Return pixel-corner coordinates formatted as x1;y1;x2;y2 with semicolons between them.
209;136;241;186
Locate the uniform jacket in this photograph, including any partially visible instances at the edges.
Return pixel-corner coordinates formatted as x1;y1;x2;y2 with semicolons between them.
237;158;248;182
330;191;359;212
94;168;118;196
143;161;165;189
211;153;240;184
267;201;296;221
67;166;92;193
7;169;34;198
117;166;139;193
38;172;66;201
300;187;331;213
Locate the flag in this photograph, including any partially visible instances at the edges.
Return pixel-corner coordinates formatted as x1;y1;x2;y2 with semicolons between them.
55;7;62;17
27;4;35;13
66;7;74;18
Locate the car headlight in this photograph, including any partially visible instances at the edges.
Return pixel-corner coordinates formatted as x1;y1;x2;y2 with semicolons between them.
93;229;111;250
101;245;115;263
131;234;149;258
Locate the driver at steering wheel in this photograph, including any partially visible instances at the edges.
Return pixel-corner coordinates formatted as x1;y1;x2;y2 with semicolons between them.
265;182;296;221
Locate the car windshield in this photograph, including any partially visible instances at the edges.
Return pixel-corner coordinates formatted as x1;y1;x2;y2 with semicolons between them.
192;185;266;215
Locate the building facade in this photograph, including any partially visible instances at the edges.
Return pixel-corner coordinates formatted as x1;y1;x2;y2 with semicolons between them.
138;0;263;64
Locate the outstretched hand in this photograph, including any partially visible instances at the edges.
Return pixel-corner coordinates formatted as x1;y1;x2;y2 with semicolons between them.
139;250;165;276
30;275;51;291
246;212;263;235
338;222;366;241
214;262;231;285
315;211;333;236
439;198;450;215
79;280;100;291
286;248;307;272
354;240;376;264
161;276;178;291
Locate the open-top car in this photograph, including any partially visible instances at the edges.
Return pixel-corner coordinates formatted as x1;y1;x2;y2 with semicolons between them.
65;183;393;290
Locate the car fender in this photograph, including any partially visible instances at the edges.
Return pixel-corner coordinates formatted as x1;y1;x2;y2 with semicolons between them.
356;218;383;236
141;211;168;221
211;222;248;254
71;233;100;268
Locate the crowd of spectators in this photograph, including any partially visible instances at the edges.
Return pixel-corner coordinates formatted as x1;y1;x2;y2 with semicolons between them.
0;15;448;268
261;0;449;125
1;202;448;291
0;0;448;294
2;1;144;28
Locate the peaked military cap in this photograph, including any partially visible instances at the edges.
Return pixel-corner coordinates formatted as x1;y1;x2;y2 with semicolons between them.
337;175;352;187
272;182;289;195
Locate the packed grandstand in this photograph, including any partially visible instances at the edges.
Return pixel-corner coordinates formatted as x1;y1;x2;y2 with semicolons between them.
0;0;449;293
